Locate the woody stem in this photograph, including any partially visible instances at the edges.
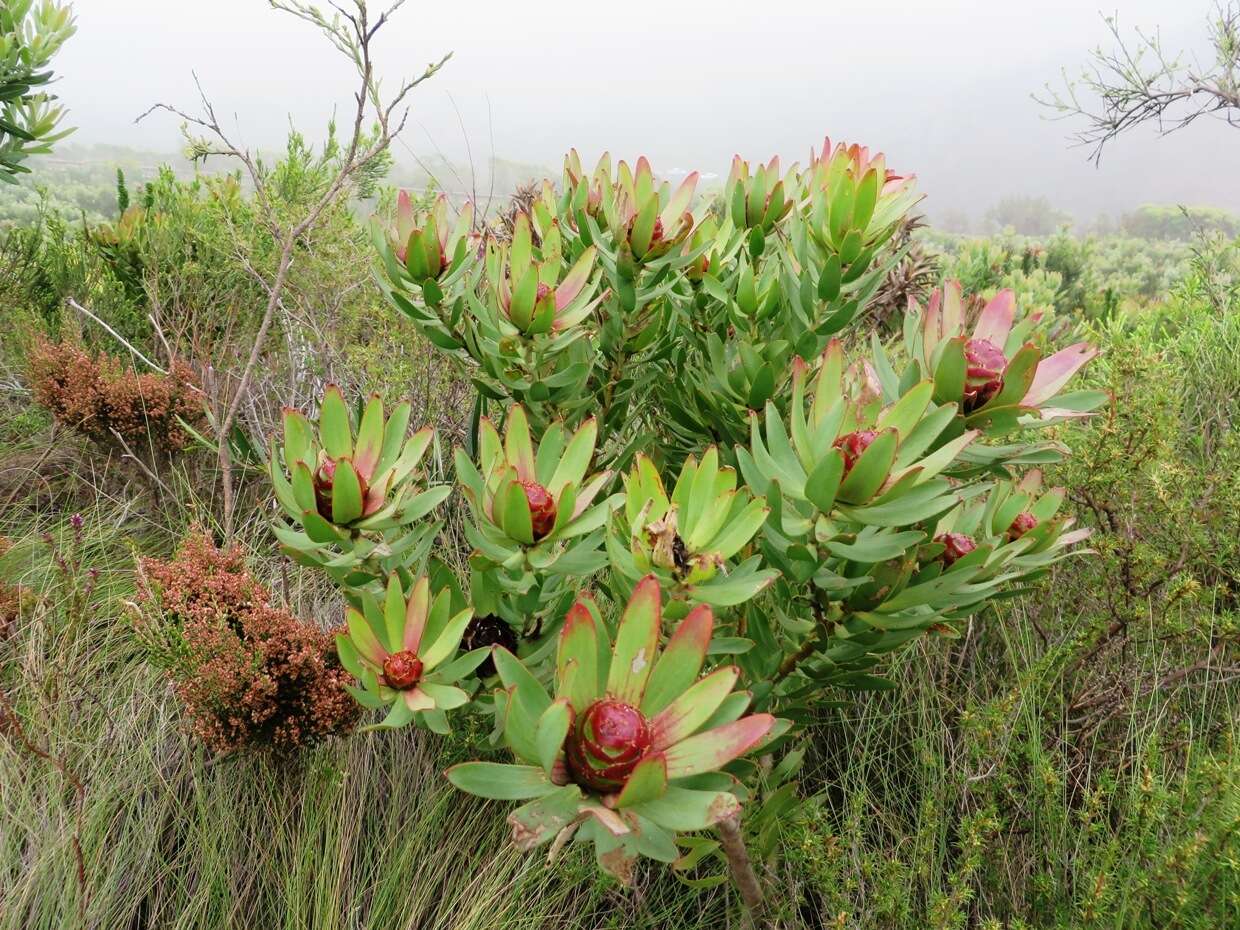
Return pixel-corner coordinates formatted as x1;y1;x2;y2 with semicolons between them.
717;813;765;925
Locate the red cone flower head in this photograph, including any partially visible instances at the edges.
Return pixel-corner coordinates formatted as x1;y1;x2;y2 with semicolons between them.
935;532;977;567
382;650;423;690
1006;512;1038;541
565;699;652;792
963;338;1006;412
833;430;878;477
520;480;557;541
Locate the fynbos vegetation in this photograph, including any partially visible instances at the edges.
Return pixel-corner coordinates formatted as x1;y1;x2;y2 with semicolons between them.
0;2;1236;928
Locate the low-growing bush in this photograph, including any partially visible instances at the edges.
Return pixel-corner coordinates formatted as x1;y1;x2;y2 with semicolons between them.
137;531;359;752
27;337;203;454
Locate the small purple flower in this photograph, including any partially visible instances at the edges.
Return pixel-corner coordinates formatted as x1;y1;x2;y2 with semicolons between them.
70;513;83;530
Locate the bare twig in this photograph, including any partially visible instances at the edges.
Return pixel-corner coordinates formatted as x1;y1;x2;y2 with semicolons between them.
134;0;449;537
1037;4;1240;162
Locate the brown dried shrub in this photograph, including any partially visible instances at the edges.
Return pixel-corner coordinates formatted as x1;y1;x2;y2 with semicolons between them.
27;338;205;453
0;581;35;642
138;532;359;753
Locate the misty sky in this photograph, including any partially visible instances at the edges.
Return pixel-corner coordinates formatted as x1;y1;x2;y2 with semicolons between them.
52;0;1240;221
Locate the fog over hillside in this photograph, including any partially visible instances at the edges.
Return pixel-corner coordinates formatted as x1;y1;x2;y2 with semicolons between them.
47;0;1240;225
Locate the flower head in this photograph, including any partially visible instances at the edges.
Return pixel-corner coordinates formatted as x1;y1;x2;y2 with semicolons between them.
935;532;976;567
456;405;614;554
335;573;480;730
446;578;777;883
272;386;437;533
917;283;1100;426
485;213;602;336
387;192;474;284
563;152;698;263
1006;511;1038;541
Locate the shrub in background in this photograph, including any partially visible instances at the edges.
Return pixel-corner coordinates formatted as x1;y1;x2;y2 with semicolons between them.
27;337;203;454
137;531;359;752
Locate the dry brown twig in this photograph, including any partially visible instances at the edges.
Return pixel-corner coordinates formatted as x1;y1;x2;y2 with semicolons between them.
1038;3;1240;162
136;0;450;538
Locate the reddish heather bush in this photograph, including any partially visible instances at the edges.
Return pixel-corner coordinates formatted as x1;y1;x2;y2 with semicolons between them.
27;338;204;453
0;581;34;642
138;532;358;752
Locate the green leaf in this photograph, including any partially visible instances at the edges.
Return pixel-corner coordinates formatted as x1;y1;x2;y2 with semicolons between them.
827;530;924;562
662;715;774;779
876;381;934;439
330;459;364;525
376;401;413;476
557;601;601;713
606;576;662;706
446;762;557;800
836;429;897;505
503;405;536;481
641;605;713;716
382;574;406;652
281;408;314;473
494;647;552;719
615;753;669;808
535;698;573;775
498;480;535;545
932;338;967;406
508;786;584;851
650;666;740;747
421;607;473;671
353;394;385;479
319;385;352;460
804;448;845;513
631;786;740;831
419;682;469;709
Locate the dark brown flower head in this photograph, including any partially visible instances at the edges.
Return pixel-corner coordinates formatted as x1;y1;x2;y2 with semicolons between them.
460;615;519;678
565;699;652;792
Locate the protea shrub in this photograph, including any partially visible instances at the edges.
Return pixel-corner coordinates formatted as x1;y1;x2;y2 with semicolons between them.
265;138;1106;911
455;405;618;578
270;386;448;591
906;281;1101;430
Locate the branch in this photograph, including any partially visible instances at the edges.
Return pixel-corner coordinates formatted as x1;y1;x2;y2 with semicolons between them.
1036;4;1240;162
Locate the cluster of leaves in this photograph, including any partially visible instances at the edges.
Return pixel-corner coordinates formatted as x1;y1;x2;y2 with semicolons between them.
137;531;359;752
27;337;204;453
264;139;1105;889
0;0;75;182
